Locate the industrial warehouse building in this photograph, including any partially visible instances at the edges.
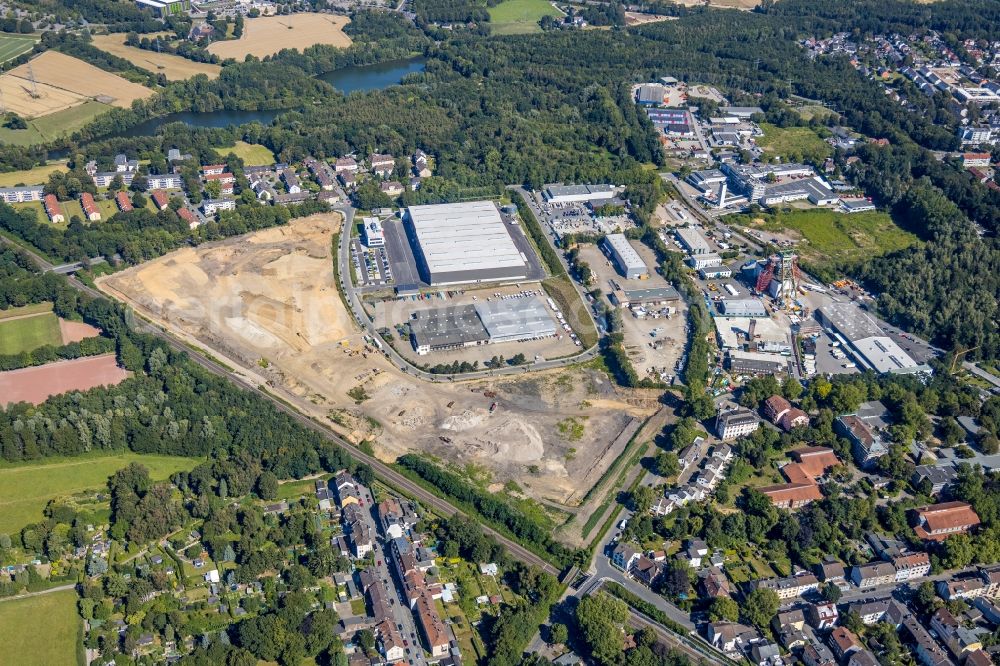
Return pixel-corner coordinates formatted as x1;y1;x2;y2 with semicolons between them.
404;202;528;286
676;228;711;255
719;298;768;318
409;296;557;354
609;286;681;309
602;234;648;280
816;303;927;374
543;184;618;203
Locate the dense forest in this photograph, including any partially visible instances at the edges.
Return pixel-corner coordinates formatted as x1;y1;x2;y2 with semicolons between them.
0;6;998;357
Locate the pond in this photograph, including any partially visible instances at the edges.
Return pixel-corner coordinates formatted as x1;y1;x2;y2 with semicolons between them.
102;57;427;140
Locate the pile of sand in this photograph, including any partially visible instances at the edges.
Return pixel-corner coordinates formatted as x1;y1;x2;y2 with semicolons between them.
477;419;545;463
440;409;488;431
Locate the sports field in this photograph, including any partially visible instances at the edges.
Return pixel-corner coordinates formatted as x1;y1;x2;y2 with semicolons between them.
757;123;832;163
0;162;67;187
0;452;199;534
0;303;62;355
91;34;221;81
208;13;352;59
489;0;561;34
0;353;130;406
214;140;276;165
0;589;80;666
0;33;38;65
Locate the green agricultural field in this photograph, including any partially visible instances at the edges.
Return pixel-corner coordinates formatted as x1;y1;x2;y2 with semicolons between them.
757;123;832;163
489;0;561;34
0;307;62;355
0;453;200;534
0;589;81;666
214;140;276;166
0;33;38;65
730;208;919;271
0;101;112;146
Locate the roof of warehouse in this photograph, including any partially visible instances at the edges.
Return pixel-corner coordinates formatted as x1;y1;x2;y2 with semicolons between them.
544;183;616;198
719;298;768;317
676;227;711;253
852;336;919;373
409;305;489;348
603;234;646;270
474;296;556;340
818;303;882;341
405;201;526;275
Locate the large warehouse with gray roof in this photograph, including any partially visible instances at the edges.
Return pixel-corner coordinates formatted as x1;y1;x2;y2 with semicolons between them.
409;296;557;354
404;201;529;285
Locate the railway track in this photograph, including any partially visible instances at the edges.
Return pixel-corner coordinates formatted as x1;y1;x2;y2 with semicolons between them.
1;235;561;576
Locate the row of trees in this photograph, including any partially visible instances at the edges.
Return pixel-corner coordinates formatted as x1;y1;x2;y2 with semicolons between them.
396;453;582;567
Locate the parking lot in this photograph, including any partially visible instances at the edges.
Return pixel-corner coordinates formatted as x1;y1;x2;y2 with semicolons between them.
371;283;581;366
535;199;638;240
577;244;688;382
351;237;393;287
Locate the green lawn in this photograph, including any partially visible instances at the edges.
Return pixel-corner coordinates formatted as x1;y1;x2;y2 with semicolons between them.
0;589;81;666
0;453;200;534
0;302;52;320
0;308;62;355
214;141;276;166
757;123;832;163
0;101;112;146
277;477;320;500
0;162;67;187
727;208;919;270
0;33;38;65
489;0;561;34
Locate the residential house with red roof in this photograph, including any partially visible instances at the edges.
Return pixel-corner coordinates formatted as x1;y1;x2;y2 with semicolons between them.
80;192;101;221
44;194;64;224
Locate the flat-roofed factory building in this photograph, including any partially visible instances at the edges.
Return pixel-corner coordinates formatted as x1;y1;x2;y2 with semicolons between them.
404;202;528;286
609;286;681;309
410;296;557;355
543;183;617;204
408;305;489;355
601;233;648;279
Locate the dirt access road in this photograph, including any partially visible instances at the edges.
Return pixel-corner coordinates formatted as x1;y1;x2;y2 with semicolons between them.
99;214;658;519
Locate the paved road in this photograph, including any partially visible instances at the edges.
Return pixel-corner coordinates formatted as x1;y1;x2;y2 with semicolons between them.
334;205;602;382
2;233;561;577
358;485;427;665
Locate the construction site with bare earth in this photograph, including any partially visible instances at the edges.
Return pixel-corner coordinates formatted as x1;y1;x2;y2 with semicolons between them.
98;213;666;546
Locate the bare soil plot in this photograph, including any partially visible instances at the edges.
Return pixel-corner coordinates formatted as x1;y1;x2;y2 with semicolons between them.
99;214;654;512
0;354;129;406
59;319;102;343
208;13;352;59
5;51;153;111
624;12;677;25
91;34;221;80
